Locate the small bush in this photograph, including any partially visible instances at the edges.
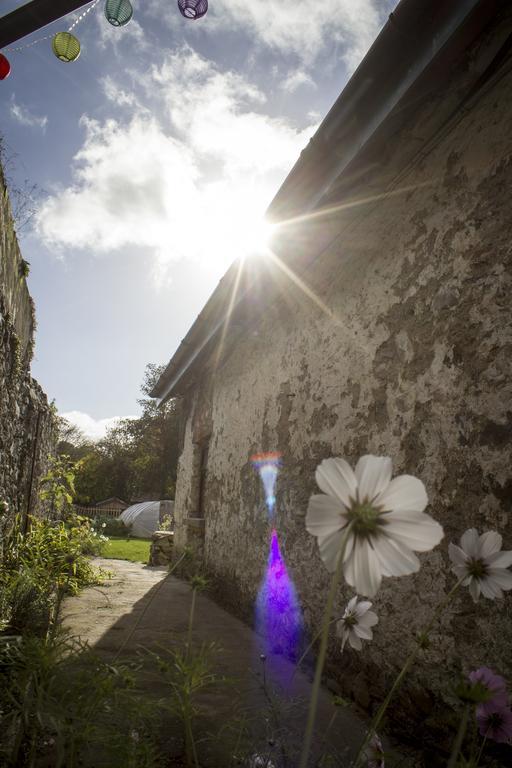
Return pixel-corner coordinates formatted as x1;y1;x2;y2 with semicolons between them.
91;515;131;538
0;567;52;636
0;631;163;768
0;515;106;635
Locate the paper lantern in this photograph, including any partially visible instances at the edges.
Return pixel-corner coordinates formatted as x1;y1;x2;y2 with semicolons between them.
0;53;10;80
52;32;81;63
105;0;133;27
177;0;208;20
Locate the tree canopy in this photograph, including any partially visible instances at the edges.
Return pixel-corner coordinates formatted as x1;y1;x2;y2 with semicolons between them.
58;364;180;504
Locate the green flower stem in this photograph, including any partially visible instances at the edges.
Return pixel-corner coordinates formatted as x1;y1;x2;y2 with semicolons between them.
299;524;353;768
353;576;465;768
187;587;197;659
474;732;488;767
291;617;340;683
447;704;470;768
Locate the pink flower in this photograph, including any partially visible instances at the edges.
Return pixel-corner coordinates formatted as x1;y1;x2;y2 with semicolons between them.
469;667;508;706
476;702;512;744
365;733;385;768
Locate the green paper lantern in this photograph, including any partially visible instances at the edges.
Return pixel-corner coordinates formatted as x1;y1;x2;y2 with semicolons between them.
52;32;81;63
105;0;133;26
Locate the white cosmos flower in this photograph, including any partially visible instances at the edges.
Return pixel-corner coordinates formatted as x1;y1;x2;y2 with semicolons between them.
306;455;444;597
336;596;378;651
448;528;512;602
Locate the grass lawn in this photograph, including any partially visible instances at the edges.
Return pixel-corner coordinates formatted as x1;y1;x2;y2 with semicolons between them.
102;536;151;563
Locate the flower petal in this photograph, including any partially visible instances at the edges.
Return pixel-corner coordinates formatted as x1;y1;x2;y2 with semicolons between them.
452;565;471;582
346;595;358;613
353;600;372;618
487;550;512;568
479;531;502;559
317;528;346;573
315;458;357;507
449;543;468;567
306;494;345;539
487;569;512;591
354;623;373;640
372;534;420;576
336;619;347;639
383;511;444;552
345;538;382;597
355;455;392;503
480;578;502;600
469;578;480;602
374;474;428;513
348;630;363;651
460;529;479;558
358;610;378;628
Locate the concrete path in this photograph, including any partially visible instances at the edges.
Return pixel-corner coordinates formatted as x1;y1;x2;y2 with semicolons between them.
61;558;376;767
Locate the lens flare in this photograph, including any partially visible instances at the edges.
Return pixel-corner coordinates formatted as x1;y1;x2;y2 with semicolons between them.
251;451;282;514
255;529;303;661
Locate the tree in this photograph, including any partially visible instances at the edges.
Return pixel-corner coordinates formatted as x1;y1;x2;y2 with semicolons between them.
69;364;181;505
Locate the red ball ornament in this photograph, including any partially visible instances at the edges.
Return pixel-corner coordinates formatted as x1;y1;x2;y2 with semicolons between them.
0;53;11;80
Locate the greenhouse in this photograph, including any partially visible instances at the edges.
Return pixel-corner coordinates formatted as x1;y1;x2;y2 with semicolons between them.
119;501;161;539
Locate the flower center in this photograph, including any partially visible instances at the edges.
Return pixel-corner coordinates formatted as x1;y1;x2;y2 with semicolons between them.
348;500;382;537
343;613;357;628
468;558;488;579
487;712;504;729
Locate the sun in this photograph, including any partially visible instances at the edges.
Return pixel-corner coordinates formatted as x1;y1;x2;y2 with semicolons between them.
242;218;275;259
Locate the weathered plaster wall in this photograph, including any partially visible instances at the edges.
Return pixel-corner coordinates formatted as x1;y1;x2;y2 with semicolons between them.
172;24;512;758
0;169;56;531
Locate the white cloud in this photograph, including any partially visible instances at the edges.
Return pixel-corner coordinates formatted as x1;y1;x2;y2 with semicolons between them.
36;46;317;276
102;76;142;109
151;46;312;175
280;70;316;93
95;13;148;53
214;0;384;68
145;0;386;68
10;98;48;131
62;411;137;441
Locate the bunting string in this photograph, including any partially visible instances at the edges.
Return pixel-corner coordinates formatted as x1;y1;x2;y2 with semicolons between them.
4;0;100;53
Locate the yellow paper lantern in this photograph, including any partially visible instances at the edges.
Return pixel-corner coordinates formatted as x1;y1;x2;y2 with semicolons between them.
52;32;81;63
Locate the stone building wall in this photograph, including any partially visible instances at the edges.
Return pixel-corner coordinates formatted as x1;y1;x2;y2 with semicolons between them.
171;16;512;753
0;168;56;530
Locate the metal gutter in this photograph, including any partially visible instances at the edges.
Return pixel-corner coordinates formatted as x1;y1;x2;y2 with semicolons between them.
0;0;91;49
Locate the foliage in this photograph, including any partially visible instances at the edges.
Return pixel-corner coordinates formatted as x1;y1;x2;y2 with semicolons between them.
0;631;163;768
39;455;79;519
19;258;30;278
59;364;181;505
0;134;44;233
103;537;150;563
153;640;222;768
160;513;174;532
91;514;131;537
0;514;105;634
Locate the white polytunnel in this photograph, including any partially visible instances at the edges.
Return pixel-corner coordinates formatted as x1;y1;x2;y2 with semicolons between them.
119;501;162;539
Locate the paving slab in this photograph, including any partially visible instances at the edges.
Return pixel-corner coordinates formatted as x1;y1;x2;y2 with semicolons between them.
61;558;387;767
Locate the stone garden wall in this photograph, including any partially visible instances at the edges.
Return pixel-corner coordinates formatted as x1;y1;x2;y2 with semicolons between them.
0;167;56;530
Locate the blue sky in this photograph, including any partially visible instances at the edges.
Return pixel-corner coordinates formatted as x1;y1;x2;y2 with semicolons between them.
1;0;394;438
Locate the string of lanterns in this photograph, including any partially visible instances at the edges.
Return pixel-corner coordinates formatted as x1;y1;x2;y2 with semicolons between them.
0;0;208;80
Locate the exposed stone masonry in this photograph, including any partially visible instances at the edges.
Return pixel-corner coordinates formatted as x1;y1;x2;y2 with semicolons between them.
0;167;56;530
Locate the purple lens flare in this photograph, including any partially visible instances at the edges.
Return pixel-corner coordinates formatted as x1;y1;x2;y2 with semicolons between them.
256;528;303;661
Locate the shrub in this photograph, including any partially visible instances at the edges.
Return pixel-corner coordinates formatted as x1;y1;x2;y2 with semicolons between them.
0;631;163;768
91;515;131;538
0;515;106;635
